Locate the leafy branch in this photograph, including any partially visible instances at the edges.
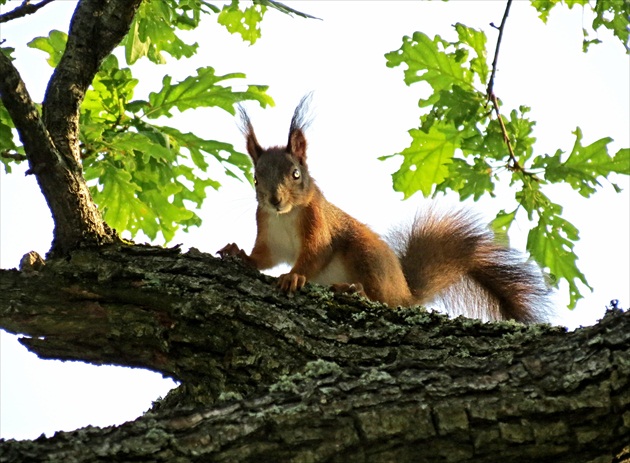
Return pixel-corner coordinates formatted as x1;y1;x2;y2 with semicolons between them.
1;1;291;244
530;0;629;54
1;150;27;162
383;1;630;308
486;0;521;174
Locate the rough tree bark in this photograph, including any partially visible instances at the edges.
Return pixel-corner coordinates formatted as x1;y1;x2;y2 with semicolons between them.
0;246;628;463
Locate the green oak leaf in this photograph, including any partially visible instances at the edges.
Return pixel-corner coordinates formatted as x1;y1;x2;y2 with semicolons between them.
160;126;254;184
516;177;590;309
533;127;628;197
27;30;67;67
145;67;273;119
82;56;138;123
531;0;627;53
122;0;198;65
218;0;266;44
435;85;484;127
385;31;472;106
454;23;489;85
0;103;17;152
436;157;495;201
383;123;460;198
0;102;22;173
1;46;16;60
527;205;591;309
504;106;537;162
490;209;517;236
592;0;629;53
94;164;149;237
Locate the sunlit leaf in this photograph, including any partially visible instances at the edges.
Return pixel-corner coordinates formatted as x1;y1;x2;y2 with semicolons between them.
27;30;67;67
218;0;266;44
145;67;273;119
385;31;472;106
490;209;517;236
160;126;253;183
592;0;629;53
454;23;489;85
531;0;627;53
122;0;199;64
533;127;628;197
436;157;495;201
389;124;460;198
527;205;591;309
435;85;483;127
0;102;22;174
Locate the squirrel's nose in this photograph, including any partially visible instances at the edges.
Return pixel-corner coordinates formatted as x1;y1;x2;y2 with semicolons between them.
270;196;282;208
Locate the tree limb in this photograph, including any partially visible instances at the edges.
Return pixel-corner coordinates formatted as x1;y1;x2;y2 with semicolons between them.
42;0;142;171
0;246;628;462
1;0;146;256
0;0;57;24
0;52;61;171
0;48;117;255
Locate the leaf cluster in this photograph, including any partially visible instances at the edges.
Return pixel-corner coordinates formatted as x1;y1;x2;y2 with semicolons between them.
384;13;629;308
531;0;630;53
0;0;301;243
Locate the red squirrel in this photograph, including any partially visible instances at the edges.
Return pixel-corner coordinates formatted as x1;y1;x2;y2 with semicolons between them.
218;96;551;323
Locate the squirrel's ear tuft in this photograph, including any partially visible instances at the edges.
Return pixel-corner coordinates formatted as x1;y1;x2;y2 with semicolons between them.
289;128;308;163
287;93;313;164
246;133;264;164
238;105;264;164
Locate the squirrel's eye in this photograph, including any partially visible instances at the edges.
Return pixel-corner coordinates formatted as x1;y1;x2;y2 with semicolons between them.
254;175;258;186
292;168;301;180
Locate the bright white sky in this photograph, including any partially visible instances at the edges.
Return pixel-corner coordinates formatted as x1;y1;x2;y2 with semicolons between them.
1;0;628;441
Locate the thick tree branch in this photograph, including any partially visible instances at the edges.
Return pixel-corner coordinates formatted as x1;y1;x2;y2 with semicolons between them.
0;52;61;170
1;0;145;256
0;0;56;24
42;0;142;171
0;247;628;462
0;49;117;256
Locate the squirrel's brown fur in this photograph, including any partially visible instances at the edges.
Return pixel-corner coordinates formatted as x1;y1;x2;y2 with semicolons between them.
219;96;551;323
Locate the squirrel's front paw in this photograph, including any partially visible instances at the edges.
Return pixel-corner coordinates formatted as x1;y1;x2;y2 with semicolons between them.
277;272;307;293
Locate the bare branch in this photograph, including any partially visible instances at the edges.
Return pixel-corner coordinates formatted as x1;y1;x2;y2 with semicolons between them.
486;0;512;98
1;150;28;162
489;93;522;172
485;0;540;178
0;0;57;24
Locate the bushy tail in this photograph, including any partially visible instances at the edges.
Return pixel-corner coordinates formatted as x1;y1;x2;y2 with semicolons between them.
388;208;551;323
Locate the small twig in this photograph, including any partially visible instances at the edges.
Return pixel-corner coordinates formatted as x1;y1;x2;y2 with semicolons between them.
1;150;28;162
0;0;57;24
489;94;521;172
486;0;529;175
487;0;512;98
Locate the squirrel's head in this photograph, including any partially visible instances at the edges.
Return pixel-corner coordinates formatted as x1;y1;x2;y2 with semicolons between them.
240;95;314;214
